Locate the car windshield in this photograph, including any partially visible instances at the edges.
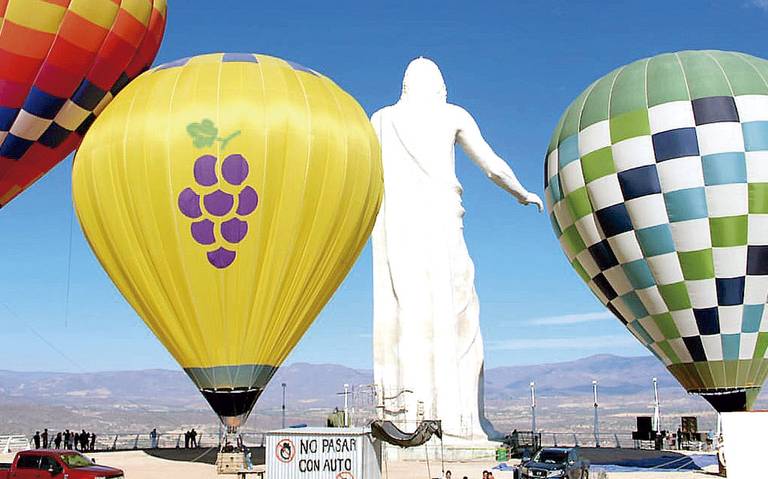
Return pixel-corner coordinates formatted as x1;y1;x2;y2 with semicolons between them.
59;454;93;468
533;450;568;464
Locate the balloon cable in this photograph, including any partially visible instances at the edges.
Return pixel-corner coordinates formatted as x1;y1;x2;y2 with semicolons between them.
0;299;190;430
63;165;75;329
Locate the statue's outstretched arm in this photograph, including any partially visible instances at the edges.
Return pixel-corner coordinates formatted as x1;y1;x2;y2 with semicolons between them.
454;106;542;211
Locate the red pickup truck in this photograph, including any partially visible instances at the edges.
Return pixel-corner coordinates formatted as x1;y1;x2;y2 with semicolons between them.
0;450;124;479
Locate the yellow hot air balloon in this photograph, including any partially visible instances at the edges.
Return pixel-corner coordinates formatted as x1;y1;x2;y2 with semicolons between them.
72;53;382;431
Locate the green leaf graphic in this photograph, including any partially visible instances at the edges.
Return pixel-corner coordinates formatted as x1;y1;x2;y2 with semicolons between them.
187;119;218;148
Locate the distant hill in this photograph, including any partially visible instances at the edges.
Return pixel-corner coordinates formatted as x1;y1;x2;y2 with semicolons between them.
1;355;765;434
0;363;373;410
1;354;764;407
484;354;680;399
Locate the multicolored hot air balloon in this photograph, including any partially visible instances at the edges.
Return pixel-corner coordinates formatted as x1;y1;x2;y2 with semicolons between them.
0;0;167;206
545;50;768;412
72;53;382;430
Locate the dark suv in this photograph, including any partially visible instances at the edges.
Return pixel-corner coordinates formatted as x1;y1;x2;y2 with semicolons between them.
519;447;589;479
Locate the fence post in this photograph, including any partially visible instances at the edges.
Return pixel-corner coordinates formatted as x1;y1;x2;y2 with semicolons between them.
553;433;557;447
614;433;621;448
573;434;579;447
133;434;139;449
176;434;180;448
112;435;117;451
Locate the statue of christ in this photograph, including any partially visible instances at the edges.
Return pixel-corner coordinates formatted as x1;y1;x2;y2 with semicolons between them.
371;57;542;442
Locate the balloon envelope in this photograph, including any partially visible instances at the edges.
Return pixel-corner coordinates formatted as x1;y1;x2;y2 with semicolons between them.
0;0;166;206
545;50;768;412
72;53;382;429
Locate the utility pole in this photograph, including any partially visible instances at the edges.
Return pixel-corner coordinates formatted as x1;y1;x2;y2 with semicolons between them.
344;384;350;427
593;380;600;447
652;377;660;432
336;384;352;427
530;381;536;433
281;382;287;429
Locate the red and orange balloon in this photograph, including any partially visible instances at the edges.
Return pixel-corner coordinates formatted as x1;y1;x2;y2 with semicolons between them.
0;0;167;206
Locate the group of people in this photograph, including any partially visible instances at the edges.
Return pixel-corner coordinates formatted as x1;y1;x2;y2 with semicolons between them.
444;470;496;479
32;428;97;451
184;428;199;448
32;427;200;451
481;471;496;479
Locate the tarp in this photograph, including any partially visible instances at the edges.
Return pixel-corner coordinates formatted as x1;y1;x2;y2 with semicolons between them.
370;420;442;448
590;454;717;472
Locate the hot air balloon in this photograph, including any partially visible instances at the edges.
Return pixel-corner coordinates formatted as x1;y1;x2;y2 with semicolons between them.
545;50;768;412
0;0;167;206
72;53;382;431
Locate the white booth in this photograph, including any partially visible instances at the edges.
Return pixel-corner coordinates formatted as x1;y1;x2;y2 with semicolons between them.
265;428;382;479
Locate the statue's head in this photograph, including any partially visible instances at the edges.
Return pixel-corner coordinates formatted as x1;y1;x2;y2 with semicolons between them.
400;57;446;103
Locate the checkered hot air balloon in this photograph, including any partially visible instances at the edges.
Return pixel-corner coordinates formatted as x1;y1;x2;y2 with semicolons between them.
545;50;768;412
0;0;167;206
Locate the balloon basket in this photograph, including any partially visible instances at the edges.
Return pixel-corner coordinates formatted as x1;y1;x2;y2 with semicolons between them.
216;450;247;475
218;431;245;453
216;433;261;477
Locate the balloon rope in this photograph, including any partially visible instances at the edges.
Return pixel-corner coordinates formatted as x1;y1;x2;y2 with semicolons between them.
0;300;179;429
64;156;76;328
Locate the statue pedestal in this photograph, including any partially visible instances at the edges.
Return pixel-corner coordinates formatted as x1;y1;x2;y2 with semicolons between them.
383;436;501;462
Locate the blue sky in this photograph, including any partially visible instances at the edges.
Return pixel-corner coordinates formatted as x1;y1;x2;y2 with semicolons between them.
3;0;768;372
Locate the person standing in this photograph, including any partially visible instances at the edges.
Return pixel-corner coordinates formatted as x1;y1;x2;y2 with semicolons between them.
150;428;158;449
54;432;62;449
64;430;71;450
184;430;190;448
190;429;198;448
90;432;96;451
80;430;87;451
41;429;48;449
32;431;40;449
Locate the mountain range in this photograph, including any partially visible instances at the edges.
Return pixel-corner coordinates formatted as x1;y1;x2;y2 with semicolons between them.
1;354;765;434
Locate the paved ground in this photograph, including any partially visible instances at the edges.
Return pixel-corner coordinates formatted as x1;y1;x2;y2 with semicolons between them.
1;451;215;479
1;450;721;478
381;457;719;479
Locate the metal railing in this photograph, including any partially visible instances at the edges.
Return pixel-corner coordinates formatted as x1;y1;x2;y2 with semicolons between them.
1;435;30;454
536;431;635;449
9;431;267;452
526;430;712;452
9;428;713;454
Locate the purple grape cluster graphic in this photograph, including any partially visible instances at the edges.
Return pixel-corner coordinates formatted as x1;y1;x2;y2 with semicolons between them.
177;153;258;269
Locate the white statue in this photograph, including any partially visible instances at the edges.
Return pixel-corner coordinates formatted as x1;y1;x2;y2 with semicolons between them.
371;57;542;443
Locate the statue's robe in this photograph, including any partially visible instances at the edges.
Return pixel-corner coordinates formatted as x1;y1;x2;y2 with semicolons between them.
371;88;529;442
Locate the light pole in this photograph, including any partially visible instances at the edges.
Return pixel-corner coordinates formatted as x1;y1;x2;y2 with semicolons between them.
336;384;352;427
652;377;660;432
593;380;600;447
281;383;287;429
343;384;350;427
530;381;536;433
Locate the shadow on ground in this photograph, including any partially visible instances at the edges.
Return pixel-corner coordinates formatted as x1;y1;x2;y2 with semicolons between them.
143;447;266;466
